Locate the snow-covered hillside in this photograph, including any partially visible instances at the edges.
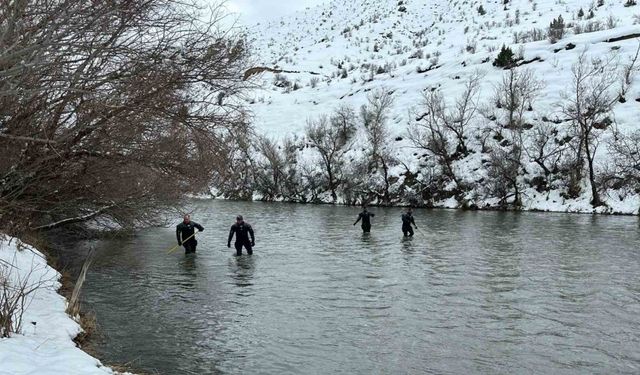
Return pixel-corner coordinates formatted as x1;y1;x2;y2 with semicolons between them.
236;0;640;213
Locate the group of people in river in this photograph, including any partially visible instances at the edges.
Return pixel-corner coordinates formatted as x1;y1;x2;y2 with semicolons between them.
175;207;418;255
176;214;255;256
353;207;418;236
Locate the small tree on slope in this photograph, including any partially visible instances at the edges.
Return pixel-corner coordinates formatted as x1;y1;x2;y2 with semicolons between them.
305;107;357;202
548;15;566;43
408;73;482;194
493;46;516;68
560;52;620;207
360;89;397;204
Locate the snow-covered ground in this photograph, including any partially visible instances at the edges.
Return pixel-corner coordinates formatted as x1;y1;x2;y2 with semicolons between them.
240;0;640;214
0;236;123;375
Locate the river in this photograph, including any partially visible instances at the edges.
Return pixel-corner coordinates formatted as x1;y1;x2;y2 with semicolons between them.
59;200;640;374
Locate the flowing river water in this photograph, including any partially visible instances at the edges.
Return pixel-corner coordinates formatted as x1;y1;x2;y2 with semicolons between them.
59;200;640;374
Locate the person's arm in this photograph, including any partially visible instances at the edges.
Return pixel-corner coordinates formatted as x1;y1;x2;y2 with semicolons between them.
227;226;234;247
249;225;255;246
353;214;361;226
194;222;204;231
411;216;417;227
176;225;182;245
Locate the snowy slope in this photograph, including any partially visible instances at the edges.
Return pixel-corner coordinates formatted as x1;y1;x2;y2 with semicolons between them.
0;237;124;375
243;0;640;213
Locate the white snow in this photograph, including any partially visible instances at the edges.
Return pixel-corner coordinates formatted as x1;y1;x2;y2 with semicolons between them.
243;0;640;214
0;236;124;375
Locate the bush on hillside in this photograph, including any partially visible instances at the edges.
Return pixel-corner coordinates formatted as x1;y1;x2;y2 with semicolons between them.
493;45;516;68
548;15;565;43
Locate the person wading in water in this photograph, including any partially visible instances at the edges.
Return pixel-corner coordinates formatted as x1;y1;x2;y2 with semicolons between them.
401;208;417;237
353;206;375;233
176;214;204;254
228;215;255;256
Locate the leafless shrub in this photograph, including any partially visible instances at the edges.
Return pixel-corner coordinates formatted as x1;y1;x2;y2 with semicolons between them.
583;20;604;33
209;123;256;200
280;137;306;201
524;122;568;177
253;136;286;201
621;42;640;98
1;255;51;337
604;130;640;192
486;148;523;208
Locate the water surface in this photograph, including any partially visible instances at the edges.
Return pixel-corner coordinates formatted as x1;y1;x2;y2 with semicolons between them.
64;201;640;374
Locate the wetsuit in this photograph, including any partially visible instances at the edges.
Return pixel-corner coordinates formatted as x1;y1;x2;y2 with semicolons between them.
401;213;416;237
176;221;204;254
354;210;375;233
228;222;255;256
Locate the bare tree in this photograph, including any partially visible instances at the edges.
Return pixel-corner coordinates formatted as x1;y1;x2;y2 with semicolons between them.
408;74;481;190
253;135;287;201
210;124;255;200
0;0;249;234
561;51;619;206
492;68;544;130
483;67;544;207
360;89;396;204
280;137;307;202
305;109;357;202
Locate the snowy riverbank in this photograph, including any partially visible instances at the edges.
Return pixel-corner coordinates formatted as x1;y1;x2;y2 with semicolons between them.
0;236;125;375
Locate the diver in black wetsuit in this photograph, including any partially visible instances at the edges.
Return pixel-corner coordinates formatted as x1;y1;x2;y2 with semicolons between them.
353;206;375;233
227;215;255;256
401;208;417;237
176;214;204;254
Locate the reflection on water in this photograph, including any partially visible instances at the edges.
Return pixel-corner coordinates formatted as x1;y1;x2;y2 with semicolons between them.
177;254;198;289
229;256;255;289
57;201;640;375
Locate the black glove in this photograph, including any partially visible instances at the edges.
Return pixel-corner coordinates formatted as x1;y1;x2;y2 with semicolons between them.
251;241;255;247
353;223;356;226
227;243;231;248
178;241;182;246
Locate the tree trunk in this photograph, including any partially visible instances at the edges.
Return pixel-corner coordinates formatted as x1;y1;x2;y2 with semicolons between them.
583;130;602;207
381;156;390;205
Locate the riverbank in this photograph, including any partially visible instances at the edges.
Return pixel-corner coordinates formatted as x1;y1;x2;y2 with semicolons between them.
0;235;129;375
203;186;640;216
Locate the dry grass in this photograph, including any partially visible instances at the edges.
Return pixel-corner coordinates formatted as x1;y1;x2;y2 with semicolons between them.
73;310;98;347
